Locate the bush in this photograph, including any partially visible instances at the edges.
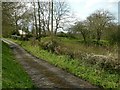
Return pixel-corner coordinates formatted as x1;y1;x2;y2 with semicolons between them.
57;32;68;37
108;28;120;45
86;54;120;72
40;39;60;53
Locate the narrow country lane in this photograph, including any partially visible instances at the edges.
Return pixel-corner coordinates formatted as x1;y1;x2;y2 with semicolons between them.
2;39;101;89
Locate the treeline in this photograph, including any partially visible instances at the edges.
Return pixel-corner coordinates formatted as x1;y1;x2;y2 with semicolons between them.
2;2;119;45
67;10;119;45
2;1;70;40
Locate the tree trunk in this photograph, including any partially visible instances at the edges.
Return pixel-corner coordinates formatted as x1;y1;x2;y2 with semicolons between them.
46;1;51;35
33;2;38;39
50;0;55;42
96;29;101;43
81;31;87;43
51;0;53;35
38;1;41;42
54;20;59;35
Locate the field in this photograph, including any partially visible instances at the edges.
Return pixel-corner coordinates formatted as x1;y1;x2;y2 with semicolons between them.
2;41;35;88
9;37;120;88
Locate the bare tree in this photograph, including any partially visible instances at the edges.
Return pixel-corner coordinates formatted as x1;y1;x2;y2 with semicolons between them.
12;2;27;34
71;21;89;43
87;10;114;42
53;1;70;35
30;0;70;38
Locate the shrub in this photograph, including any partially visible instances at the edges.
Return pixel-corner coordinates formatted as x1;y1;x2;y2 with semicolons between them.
40;39;60;53
86;54;120;72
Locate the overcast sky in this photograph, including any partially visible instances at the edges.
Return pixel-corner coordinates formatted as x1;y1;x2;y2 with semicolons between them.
3;0;119;21
66;0;119;21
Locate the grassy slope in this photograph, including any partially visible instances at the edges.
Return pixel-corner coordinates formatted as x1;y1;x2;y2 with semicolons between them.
2;41;35;88
9;39;120;89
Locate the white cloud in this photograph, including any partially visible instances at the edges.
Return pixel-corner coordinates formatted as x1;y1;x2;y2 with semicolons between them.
58;0;118;21
84;0;102;10
108;0;119;3
67;0;84;3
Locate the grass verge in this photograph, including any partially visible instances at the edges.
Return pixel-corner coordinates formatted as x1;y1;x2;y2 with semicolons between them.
0;40;2;89
9;39;120;89
2;41;35;88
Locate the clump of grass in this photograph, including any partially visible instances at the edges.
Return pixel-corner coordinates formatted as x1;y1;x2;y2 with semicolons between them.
2;41;35;88
10;39;120;88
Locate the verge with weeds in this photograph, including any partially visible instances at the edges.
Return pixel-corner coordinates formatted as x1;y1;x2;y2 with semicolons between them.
9;39;120;88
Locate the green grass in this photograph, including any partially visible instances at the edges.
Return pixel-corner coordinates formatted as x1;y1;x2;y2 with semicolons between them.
9;39;120;89
41;37;117;56
0;40;2;89
2;41;35;88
